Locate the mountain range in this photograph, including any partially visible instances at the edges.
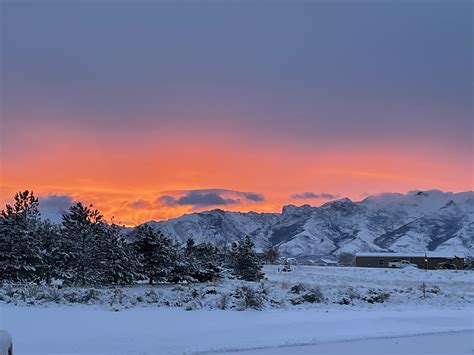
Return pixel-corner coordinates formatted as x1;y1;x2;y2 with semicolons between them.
140;190;474;258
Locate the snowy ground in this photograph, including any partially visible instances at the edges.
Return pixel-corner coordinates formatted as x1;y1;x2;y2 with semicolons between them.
1;266;472;311
1;266;473;354
264;265;474;308
1;305;472;354
220;331;474;355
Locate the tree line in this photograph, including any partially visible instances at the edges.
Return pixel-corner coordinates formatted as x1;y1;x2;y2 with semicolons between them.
0;191;264;286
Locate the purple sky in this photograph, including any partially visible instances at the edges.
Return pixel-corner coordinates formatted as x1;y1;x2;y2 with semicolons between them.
1;0;472;224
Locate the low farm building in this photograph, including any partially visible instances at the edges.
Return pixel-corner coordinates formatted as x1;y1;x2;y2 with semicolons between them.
355;252;464;270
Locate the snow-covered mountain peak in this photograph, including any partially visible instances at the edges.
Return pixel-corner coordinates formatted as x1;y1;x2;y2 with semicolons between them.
139;190;473;258
281;204;315;216
321;197;354;209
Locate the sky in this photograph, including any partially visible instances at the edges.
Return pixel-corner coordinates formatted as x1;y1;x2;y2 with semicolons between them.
1;0;472;225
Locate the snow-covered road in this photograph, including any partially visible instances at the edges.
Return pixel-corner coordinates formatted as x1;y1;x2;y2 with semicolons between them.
1;305;472;354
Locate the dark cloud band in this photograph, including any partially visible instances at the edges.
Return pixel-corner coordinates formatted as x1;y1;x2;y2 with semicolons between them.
291;192;338;199
159;189;264;208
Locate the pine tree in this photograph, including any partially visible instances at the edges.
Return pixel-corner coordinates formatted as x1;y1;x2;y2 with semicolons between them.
0;191;42;282
263;245;278;264
181;238;221;282
62;202;103;285
133;225;175;284
36;220;71;283
230;236;264;281
96;222;139;285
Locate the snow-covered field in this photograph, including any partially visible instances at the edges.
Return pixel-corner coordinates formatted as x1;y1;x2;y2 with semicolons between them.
222;331;474;355
265;265;474;308
1;266;473;354
1;304;472;354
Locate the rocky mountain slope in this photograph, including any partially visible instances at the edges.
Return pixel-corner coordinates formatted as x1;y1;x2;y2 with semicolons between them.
142;190;473;258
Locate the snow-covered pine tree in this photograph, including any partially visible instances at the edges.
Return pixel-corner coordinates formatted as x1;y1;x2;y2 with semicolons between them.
133;225;175;284
0;191;42;283
166;238;192;282
96;222;139;285
62;202;103;286
230;236;264;281
182;238;221;282
35;220;72;283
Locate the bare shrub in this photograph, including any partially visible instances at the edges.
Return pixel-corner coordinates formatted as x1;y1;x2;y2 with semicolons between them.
302;286;324;303
364;289;390;303
291;285;324;304
206;288;218;295
3;284;15;298
23;285;44;300
190;288;200;299
218;292;230;310
109;288;126;307
234;285;264;310
63;290;80;303
81;289;101;304
290;283;306;294
184;298;202;311
347;286;361;303
144;290;160;304
47;288;63;303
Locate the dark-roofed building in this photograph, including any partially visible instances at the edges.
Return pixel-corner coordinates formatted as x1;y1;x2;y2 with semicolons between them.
355;252;464;270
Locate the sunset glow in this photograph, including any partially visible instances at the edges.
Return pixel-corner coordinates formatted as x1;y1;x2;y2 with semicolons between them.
1;1;472;225
1;123;470;225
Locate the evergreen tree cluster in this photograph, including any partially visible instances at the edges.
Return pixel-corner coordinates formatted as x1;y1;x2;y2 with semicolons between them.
229;237;264;281
0;191;264;286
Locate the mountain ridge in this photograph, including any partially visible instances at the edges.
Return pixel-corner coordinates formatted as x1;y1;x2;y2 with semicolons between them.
138;190;474;258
